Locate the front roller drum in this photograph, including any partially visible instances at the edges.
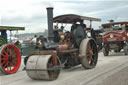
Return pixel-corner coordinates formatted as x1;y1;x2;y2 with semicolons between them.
0;44;21;74
26;55;61;80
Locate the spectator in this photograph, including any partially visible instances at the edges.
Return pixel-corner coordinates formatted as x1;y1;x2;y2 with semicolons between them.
31;35;37;46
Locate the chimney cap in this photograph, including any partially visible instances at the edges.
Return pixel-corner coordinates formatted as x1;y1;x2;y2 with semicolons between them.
46;7;53;9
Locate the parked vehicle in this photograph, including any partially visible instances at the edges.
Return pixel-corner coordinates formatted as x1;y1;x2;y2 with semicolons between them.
0;26;25;74
102;21;128;56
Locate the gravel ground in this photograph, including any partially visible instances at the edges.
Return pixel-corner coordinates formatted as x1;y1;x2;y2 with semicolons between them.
97;66;128;85
1;52;128;85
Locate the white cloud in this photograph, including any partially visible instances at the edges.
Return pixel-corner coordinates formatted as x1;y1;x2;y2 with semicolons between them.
0;0;128;33
84;4;128;16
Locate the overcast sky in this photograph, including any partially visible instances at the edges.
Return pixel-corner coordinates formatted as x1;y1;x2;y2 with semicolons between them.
0;0;128;33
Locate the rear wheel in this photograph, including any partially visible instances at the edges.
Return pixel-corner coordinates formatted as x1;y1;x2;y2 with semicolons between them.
0;44;21;74
124;46;128;55
0;36;7;46
80;38;98;69
24;56;29;66
103;46;109;56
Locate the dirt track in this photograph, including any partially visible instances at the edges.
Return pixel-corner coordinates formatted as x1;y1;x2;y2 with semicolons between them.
96;65;128;85
0;51;128;85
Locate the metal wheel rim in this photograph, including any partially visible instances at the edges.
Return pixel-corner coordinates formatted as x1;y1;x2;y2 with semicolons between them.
86;41;96;66
0;44;21;74
47;57;61;80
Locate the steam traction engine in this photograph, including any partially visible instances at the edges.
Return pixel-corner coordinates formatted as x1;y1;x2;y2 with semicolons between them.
24;7;101;80
0;26;24;74
102;22;128;56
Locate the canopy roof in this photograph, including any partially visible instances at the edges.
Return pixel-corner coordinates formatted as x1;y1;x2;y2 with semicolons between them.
0;26;25;31
53;14;101;23
102;21;128;26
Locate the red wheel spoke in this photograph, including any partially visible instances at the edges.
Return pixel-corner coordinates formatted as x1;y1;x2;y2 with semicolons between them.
1;58;7;60
12;55;16;58
87;42;91;50
91;57;94;62
10;63;12;71
88;56;91;61
0;44;21;74
86;42;93;65
7;48;9;54
12;53;16;57
12;60;16;64
5;48;9;55
87;51;93;58
10;49;15;56
12;59;17;62
7;63;9;71
7;66;9;71
10;63;14;70
9;48;12;55
91;58;95;65
87;53;90;57
10;62;14;67
87;57;90;62
12;59;17;64
1;61;6;66
90;50;93;55
1;53;6;56
3;62;8;69
88;43;93;55
3;50;8;56
87;58;91;64
12;60;17;64
12;57;17;59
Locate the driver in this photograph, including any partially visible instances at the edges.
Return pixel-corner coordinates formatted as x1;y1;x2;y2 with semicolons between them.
71;21;77;32
80;20;87;32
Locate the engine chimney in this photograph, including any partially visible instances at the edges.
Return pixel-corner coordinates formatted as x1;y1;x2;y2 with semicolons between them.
46;7;54;38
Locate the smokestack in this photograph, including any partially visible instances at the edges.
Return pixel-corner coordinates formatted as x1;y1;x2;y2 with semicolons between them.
46;7;54;38
109;19;114;23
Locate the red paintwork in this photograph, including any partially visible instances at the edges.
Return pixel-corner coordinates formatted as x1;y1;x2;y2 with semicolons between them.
0;44;21;74
59;45;68;51
102;21;128;26
103;30;128;42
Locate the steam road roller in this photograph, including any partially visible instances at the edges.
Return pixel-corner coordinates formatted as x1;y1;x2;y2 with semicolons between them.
0;26;24;74
24;7;101;80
